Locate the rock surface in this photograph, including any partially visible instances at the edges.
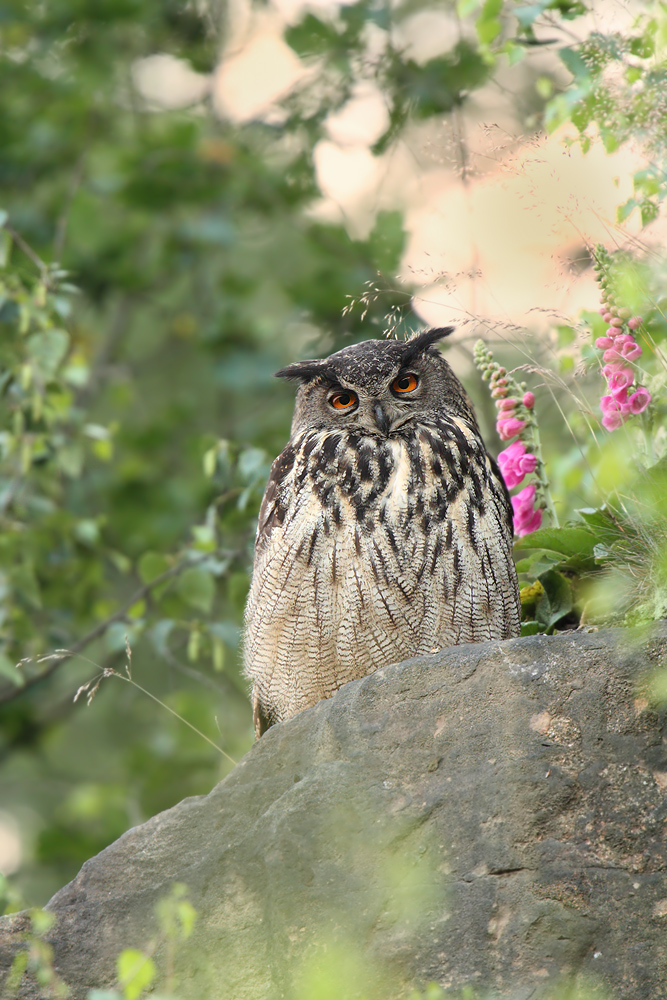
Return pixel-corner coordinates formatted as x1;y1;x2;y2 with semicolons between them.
2;627;667;999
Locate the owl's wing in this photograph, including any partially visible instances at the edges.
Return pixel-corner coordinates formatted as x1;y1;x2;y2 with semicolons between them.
487;453;514;536
254;444;296;557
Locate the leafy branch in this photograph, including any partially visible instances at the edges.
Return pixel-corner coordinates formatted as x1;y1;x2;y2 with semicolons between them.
4;550;239;705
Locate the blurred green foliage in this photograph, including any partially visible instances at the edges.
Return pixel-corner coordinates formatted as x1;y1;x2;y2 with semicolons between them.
1;0;667;920
0;0;455;904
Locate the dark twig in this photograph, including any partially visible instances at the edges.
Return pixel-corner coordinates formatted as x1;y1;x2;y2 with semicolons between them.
5;226;50;281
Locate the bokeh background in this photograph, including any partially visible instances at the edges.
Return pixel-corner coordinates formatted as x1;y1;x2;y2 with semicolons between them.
1;0;665;907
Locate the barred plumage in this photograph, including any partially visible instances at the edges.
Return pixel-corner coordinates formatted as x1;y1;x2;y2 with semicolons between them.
244;329;520;737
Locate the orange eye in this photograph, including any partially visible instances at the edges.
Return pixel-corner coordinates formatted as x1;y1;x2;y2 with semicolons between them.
329;390;358;410
392;373;419;393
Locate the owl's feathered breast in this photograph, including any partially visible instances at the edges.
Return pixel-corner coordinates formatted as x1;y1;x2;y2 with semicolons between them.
255;418;511;564
247;416;518;711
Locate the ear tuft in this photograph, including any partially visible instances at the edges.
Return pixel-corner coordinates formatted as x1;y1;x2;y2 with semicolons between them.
274;359;327;382
400;327;454;366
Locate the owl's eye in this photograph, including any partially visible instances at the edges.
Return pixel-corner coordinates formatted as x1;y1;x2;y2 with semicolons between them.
392;373;419;394
329;390;358;410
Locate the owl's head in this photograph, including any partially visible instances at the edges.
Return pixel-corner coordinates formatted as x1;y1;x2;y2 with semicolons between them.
275;328;479;437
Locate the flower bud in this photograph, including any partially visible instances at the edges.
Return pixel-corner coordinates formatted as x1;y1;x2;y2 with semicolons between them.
522;391;535;409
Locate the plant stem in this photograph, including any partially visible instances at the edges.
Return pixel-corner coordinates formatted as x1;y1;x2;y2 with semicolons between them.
529;419;559;528
114;673;237;766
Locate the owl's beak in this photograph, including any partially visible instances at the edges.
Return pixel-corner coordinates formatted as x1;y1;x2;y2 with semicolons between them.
373;403;391;436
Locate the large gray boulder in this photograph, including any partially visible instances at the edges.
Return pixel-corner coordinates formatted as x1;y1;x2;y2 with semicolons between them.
2;627;667;999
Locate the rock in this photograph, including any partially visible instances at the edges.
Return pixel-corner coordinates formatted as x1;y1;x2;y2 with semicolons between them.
2;627;667;999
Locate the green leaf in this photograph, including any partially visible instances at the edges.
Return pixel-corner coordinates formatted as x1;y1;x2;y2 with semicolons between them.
187;625;201;661
504;40;526;65
520;620;542;636
7;952;28;993
475;0;503;45
30;907;56;934
457;0;481;15
26;329;70;380
556;324;576;348
138;552;171;585
211;634;225;671
203;445;217;478
237;446;269;483
617;197;638;223
514;525;597;558
284;14;340;57
117;949;156;1000
105;622;142;654
576;506;624;544
514;2;550;29
570;98;592;132
177;567;215;614
476;16;501;44
641;199;659;227
601;130;620;154
535;569;573;630
191;523;216;552
150;619;174;657
559;46;591;81
535;76;553;99
176;899;197;937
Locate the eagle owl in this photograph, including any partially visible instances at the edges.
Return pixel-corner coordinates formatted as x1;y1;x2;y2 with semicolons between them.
244;328;520;738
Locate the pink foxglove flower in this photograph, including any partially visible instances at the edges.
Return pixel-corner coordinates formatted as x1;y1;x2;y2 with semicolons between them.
497;441;538;489
496;416;526;441
600;395;628;431
628;388;651;414
601;411;625;431
592;250;650;433
620;341;642;361
613;333;635;347
511;483;543;537
608;369;634;398
602;361;628;377
474;339;554;529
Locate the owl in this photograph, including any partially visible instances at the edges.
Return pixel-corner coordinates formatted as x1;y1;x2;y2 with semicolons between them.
244;328;520;738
